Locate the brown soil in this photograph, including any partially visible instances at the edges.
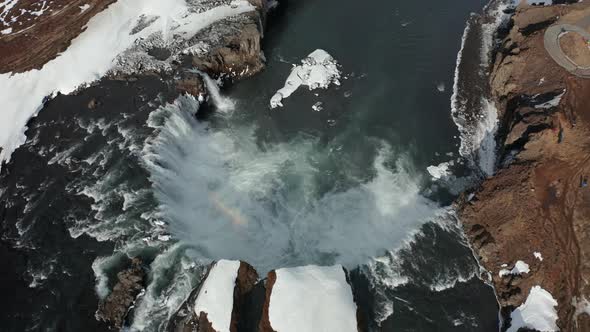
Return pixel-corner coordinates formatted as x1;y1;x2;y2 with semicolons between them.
0;0;116;74
560;32;590;68
461;3;590;331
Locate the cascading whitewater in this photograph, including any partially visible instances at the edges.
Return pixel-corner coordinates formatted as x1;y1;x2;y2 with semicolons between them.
142;94;441;272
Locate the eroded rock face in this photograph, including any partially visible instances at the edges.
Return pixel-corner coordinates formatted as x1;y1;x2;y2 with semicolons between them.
96;258;145;329
168;261;259;332
459;2;590;330
258;271;277;332
191;14;266;80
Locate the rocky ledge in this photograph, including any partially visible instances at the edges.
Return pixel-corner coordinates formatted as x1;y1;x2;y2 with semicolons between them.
168;261;363;332
459;1;590;331
0;0;273;329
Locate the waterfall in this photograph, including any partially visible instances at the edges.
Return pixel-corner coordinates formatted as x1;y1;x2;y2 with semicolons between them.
188;69;236;113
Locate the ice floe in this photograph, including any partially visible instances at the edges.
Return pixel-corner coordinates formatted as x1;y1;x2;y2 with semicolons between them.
427;162;452;180
270;49;341;108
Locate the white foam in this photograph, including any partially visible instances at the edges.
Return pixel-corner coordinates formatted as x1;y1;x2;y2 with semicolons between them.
269;265;358;332
0;0;254;168
507;285;558;332
194;260;241;332
270;49;341;108
130;244;200;331
143;95;439;272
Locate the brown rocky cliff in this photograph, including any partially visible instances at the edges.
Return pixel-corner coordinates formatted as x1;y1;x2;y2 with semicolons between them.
230;261;260;332
168;261;259;332
258;271;278;332
460;2;590;331
0;0;117;74
96;258;145;329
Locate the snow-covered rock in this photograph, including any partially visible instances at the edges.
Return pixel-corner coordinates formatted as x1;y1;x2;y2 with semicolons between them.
168;260;259;332
507;285;559;332
261;265;359;332
499;260;530;277
270;49;341;108
194;260;241;332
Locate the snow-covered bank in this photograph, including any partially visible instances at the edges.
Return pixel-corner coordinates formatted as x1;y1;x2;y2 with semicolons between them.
269;265;358;332
507;286;558;332
0;0;255;167
193;260;241;332
270;49;341;108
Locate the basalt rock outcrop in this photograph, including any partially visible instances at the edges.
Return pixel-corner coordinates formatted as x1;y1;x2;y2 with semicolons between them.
96;258;146;329
168;261;259;332
459;2;590;331
169;263;364;332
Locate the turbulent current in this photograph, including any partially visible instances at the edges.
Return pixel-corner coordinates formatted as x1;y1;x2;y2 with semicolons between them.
145;93;437;271
0;0;511;331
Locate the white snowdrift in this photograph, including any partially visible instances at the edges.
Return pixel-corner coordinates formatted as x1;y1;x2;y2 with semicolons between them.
270;49;341;108
193;260;241;332
0;0;254;167
499;260;530;277
507;285;559;332
269;265;358;332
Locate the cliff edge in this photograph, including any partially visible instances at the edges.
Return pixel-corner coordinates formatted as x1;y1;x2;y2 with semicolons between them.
460;2;590;330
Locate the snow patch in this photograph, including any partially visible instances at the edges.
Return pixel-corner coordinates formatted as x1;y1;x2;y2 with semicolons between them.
534;252;543;261
507;286;559;332
535;90;565;109
1;27;11;34
499;260;530;277
270;49;341;108
79;4;91;12
269;265;358;332
194;260;241;332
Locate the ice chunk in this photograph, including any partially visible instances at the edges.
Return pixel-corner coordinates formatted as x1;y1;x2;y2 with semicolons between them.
427;162;451;180
270;49;341;108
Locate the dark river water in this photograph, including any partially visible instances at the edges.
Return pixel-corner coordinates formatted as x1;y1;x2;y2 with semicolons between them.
0;0;502;331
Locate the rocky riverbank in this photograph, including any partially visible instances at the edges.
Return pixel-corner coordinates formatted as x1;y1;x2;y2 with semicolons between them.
0;0;270;329
459;1;590;330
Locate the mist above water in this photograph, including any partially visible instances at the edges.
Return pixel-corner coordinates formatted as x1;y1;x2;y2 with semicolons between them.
143;95;440;272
